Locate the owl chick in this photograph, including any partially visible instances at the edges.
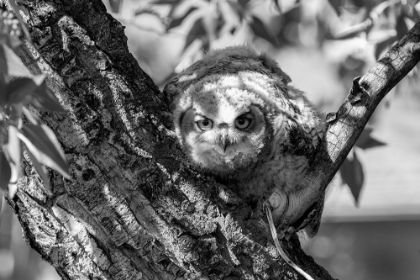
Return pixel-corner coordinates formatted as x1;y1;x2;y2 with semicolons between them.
163;46;325;237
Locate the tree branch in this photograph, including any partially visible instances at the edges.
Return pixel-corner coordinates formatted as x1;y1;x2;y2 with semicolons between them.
277;19;420;229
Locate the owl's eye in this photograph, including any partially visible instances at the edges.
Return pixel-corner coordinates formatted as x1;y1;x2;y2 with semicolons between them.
196;118;213;131
235;115;252;130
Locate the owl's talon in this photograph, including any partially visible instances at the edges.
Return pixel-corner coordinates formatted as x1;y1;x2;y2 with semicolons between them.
277;230;286;240
284;227;297;240
268;193;282;209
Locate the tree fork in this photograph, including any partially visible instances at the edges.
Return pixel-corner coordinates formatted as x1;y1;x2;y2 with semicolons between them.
2;0;420;279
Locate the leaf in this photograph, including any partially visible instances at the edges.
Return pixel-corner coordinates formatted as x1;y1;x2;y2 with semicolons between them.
0;151;12;191
340;151;364;206
8;0;31;40
226;1;244;20
0;31;21;49
8;182;17;197
374;35;396;60
133;8;162;20
220;0;242;24
2;126;21;185
272;0;281;11
108;0;122;13
151;0;182;4
238;0;251;8
355;127;386;150
273;0;298;13
18;123;71;179
331;21;371;40
22;106;40;125
5;75;64;112
27;149;51;192
5;76;43;105
0;44;32;77
249;15;279;46
167;7;197;31
369;1;392;23
8;102;23;128
0;192;4;225
0;74;6;109
327;0;343;15
396;15;409;41
32;79;65;111
184;18;206;51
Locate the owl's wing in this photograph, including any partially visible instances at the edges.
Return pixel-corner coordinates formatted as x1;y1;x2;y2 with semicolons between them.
279;88;325;237
280;85;325;159
284;118;324;162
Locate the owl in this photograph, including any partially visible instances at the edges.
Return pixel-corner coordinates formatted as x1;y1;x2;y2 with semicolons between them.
163;46;325;237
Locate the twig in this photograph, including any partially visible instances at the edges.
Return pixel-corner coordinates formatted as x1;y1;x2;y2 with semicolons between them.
278;19;420;229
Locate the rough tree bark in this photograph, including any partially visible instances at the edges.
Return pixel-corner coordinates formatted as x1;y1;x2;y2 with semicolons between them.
2;0;420;279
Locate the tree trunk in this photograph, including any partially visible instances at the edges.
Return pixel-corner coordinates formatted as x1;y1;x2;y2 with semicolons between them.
3;0;420;279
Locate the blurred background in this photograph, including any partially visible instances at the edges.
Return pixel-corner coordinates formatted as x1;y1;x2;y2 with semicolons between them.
1;0;420;279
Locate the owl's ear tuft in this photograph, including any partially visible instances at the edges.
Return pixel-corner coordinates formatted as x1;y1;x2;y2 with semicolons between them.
163;83;182;111
159;111;175;131
258;52;292;85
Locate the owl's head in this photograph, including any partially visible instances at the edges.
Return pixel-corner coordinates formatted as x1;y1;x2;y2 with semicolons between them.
177;88;270;175
164;46;297;176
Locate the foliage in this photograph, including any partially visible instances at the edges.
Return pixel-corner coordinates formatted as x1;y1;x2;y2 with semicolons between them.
0;6;70;205
107;0;418;205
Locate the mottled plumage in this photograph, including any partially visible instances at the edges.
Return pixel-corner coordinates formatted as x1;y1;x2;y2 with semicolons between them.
163;46;325;236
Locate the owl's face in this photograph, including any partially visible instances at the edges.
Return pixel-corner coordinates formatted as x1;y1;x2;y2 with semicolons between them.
178;91;269;175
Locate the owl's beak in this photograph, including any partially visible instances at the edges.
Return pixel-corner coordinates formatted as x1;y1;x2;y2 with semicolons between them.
222;141;228;153
217;126;230;153
218;138;230;153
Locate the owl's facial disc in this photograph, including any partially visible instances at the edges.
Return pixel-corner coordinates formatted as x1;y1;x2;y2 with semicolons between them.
180;105;267;174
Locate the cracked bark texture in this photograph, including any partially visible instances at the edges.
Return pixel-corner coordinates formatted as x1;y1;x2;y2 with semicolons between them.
3;0;420;279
